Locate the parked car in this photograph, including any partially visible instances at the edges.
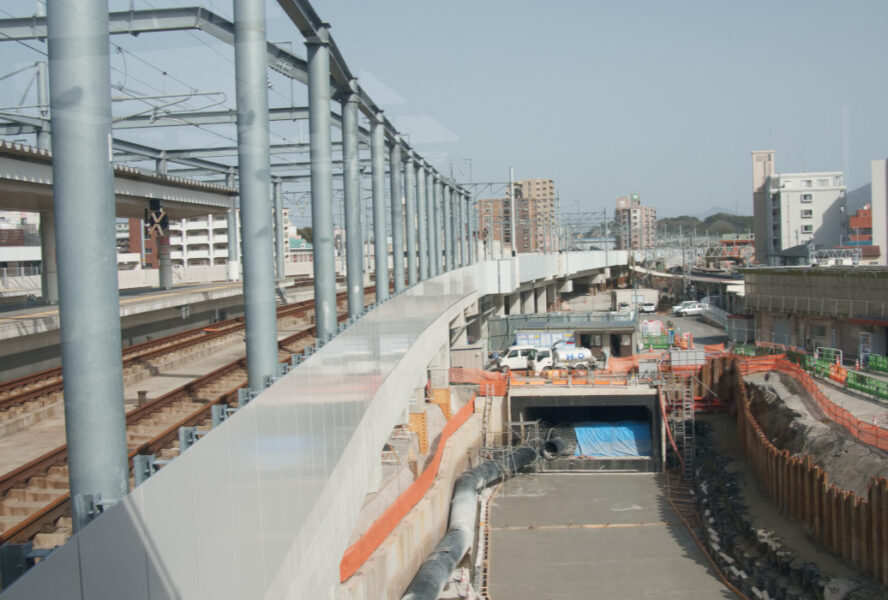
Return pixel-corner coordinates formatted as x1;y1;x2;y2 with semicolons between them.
671;300;696;314
675;302;704;317
641;302;656;313
618;301;631;311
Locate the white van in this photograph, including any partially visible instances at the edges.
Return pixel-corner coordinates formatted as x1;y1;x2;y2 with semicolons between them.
496;345;537;373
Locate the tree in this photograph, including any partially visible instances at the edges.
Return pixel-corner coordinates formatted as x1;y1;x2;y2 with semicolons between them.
297;226;312;244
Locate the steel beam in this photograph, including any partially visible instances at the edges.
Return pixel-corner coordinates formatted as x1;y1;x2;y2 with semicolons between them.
404;155;417;286
341;86;363;319
416;163;428;281
308;30;336;341
389;140;404;292
234;0;278;390
371;114;388;301
48;0;129;532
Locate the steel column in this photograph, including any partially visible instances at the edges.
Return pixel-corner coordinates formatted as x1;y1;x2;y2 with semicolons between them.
458;190;467;267
466;193;475;265
47;0;129;531
234;0;278;389
416;163;428;280
433;178;443;275
341;86;363;318
307;31;337;340
389;140;404;292
273;179;285;281
371;114;388;301
404;155;417;286
158;234;173;289
443;185;453;271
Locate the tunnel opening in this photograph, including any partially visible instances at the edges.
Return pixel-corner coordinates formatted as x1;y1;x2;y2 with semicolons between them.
511;394;662;473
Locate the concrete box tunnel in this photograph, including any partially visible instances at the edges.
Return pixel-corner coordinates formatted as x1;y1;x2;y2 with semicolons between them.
509;390;664;472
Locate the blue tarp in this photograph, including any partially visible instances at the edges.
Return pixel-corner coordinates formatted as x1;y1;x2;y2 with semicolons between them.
574;421;652;457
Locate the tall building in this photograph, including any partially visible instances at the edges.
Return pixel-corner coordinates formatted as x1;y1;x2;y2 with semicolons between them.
614;193;656;250
871;159;888;266
478;197;511;248
751;150;776;264
754;167;846;265
513;178;557;253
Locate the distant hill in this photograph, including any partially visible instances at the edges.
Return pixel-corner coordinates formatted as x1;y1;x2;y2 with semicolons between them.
845;183;871;214
657;212;753;235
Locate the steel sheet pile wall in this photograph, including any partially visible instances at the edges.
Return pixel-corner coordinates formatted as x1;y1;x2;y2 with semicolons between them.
732;363;888;586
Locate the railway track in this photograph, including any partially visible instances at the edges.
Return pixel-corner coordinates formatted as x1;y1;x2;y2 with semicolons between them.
0;285;364;437
0;300;344;552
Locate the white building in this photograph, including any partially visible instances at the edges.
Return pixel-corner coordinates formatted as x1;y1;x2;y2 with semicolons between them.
166;208;289;267
757;169;845;264
871;159;888;266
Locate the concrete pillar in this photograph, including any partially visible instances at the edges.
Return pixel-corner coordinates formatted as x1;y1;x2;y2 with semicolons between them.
547;283;557;311
158;234;173;290
47;0;129;531
234;0;278;389
521;291;533;314
508;293;520;316
493;294;505;317
39;212;58;304
371;114;388;301
417;163;428;281
389;140;404;292
341;85;363;319
307;30;337;341
443;185;453;271
273;179;285;281
535;286;546;313
405;156;417;286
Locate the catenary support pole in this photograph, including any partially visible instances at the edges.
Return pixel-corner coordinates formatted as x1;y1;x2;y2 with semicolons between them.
157;234;173;289
47;0;129;532
273;179;285;281
389;140;404;292
405;155;417;286
371;114;388;301
467;193;475;264
307;29;337;340
341;84;363;318
509;166;516;256
234;0;278;389
34;45;59;304
458;189;467;267
417;162;428;280
443;185;453;271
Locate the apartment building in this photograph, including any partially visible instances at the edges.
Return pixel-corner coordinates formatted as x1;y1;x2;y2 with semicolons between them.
513;178;557;253
478;197;511;248
615;193;656;250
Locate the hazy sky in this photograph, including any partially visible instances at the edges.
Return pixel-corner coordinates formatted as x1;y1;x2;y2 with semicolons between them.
3;1;888;221
302;0;888;217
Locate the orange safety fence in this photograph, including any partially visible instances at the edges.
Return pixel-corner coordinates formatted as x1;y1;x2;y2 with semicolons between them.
448;367;508;396
733;355;888;452
339;396;476;582
703;342;725;354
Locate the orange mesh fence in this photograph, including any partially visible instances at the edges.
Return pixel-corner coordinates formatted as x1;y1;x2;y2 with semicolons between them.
704;343;725;354
770;358;888;452
339;396;476;582
449;367;507;396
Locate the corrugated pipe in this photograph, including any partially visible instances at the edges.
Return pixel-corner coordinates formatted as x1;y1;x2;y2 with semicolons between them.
401;445;537;600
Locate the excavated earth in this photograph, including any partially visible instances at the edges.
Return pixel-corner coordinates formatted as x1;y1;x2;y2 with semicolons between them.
744;372;888;496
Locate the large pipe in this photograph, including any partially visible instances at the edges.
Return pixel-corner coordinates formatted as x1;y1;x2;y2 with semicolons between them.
307;29;336;341
234;0;278;389
542;437;569;460
47;0;129;531
401;446;537;600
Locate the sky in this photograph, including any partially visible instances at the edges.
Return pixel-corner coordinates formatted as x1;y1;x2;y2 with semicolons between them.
300;0;888;217
2;0;888;221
